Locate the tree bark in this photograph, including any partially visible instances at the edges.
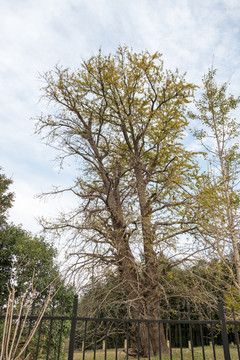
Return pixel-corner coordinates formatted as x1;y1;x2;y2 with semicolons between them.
121;160;170;357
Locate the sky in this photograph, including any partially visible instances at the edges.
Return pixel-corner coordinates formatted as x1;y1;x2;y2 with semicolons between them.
1;0;240;246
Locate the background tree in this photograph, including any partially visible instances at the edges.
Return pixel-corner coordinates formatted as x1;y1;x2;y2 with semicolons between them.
0;224;73;305
36;46;203;356
191;69;240;299
0;168;73;306
0;168;74;359
0;169;14;298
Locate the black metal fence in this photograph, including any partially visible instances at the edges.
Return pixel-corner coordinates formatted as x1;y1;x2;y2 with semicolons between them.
1;295;240;360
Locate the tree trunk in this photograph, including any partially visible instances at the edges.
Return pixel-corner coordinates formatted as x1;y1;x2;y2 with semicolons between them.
123;161;170;357
120;267;169;358
127;306;169;357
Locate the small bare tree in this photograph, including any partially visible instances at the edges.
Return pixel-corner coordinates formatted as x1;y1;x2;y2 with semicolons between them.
0;276;55;360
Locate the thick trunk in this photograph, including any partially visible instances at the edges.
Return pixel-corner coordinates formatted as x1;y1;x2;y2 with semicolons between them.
102;155;169;356
126;301;169;357
129;322;168;358
119;255;169;357
127;161;169;356
120;251;169;357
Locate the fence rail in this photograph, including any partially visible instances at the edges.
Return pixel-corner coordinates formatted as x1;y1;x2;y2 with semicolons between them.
1;296;240;360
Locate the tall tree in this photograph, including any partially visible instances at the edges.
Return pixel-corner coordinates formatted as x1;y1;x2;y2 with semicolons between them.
191;69;240;298
36;46;200;356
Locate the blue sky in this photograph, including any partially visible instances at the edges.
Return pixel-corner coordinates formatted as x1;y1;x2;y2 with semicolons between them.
1;0;240;238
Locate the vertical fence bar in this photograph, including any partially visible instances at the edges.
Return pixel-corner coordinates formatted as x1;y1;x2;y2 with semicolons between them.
93;305;99;360
147;306;151;360
57;320;64;360
68;295;78;360
115;305;119;360
35;318;43;360
232;307;240;359
178;305;183;360
187;304;194;360
208;306;216;360
57;301;65;360
104;320;108;360
24;300;35;359
46;302;55;360
167;305;172;360
137;305;140;360
218;298;231;360
114;322;119;360
126;305;131;360
126;321;129;360
198;306;206;360
82;304;88;360
104;305;109;360
157;306;162;360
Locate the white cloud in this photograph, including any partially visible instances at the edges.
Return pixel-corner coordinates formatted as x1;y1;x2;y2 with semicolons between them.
0;0;240;244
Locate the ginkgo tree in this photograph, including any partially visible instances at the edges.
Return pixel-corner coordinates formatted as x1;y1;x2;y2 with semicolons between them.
191;69;240;300
36;46;203;357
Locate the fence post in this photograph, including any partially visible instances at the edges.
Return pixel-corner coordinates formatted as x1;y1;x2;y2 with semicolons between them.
68;295;78;360
218;298;231;360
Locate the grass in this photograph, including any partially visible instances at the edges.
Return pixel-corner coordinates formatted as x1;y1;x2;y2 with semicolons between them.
65;345;239;360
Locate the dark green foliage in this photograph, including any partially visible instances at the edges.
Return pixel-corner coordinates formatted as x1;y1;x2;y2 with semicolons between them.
0;169;14;227
1;225;54;300
0;224;72;301
0;168;15;299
